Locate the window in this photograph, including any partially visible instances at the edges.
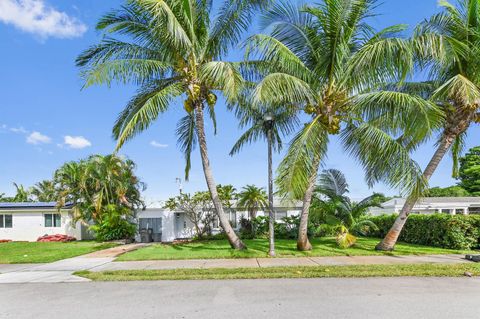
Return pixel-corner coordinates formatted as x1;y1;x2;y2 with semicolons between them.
0;214;12;228
275;211;288;221
44;214;61;227
469;207;480;214
441;209;451;214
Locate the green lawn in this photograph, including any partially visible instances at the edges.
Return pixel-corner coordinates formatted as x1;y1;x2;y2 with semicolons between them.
76;263;480;281
0;241;118;264
117;237;474;261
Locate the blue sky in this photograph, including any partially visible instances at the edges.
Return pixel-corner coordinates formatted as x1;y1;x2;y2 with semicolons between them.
1;0;479;201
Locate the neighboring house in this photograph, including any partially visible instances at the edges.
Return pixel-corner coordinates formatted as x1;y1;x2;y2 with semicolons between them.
136;198;303;242
369;197;480;216
0;202;92;241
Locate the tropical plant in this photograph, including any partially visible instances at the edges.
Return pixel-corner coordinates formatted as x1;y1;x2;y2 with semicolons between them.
76;0;269;250
12;183;31;202
54;154;145;240
231;103;298;256
29;180;56;202
89;205;137;241
164;192;216;239
426;185;471;197
311;169;379;248
459;146;480;195
236;185;268;220
247;0;442;250
377;0;480;250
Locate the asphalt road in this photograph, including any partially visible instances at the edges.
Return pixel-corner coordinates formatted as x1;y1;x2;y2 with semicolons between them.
1;277;480;318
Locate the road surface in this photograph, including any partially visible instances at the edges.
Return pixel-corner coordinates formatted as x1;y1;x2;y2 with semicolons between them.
1;277;480;318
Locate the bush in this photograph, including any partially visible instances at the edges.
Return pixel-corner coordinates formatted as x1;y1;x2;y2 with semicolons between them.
367;214;480;250
89;205;136;241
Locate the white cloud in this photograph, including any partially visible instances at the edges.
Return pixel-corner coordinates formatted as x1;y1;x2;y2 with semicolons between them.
64;135;91;149
10;126;28;134
0;0;87;39
26;131;51;144
150;141;168;148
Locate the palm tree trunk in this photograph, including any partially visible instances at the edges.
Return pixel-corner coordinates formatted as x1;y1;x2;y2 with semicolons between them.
267;127;275;257
375;134;456;251
194;102;246;250
297;154;322;251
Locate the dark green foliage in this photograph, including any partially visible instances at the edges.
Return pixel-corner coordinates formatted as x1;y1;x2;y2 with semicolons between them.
368;214;480;250
426;186;471;197
90;205;137;241
245;215;315;240
459;146;480;195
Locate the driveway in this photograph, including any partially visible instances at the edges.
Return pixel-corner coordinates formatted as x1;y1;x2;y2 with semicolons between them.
1;277;479;318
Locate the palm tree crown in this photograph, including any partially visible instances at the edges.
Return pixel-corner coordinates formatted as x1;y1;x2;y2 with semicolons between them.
76;0;269;250
236;185;268;220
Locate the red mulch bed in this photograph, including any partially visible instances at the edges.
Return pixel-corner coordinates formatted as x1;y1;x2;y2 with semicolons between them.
37;234;77;242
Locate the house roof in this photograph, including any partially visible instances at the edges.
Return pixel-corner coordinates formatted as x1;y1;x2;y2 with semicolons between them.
0;202;73;210
381;197;480;207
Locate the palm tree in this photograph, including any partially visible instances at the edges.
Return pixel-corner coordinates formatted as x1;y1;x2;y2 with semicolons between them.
237;185;268;220
76;0;269;250
13;183;30;202
248;0;442;250
311;169;379;248
376;0;480;250
30;180;56;202
230;104;298;256
55;154;145;223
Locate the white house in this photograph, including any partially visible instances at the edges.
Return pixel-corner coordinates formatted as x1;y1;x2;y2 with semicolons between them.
0;202;92;241
136;198;303;242
369;197;480;216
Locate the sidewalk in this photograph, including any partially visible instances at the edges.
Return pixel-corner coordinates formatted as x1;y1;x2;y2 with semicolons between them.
0;243;145;284
0;252;471;283
90;254;470;272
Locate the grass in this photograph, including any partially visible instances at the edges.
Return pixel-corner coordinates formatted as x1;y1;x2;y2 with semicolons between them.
116;237;474;261
76;263;480;281
0;241;118;264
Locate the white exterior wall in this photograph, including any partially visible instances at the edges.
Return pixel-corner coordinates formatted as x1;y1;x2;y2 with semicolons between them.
136;208;176;242
136;207;302;242
0;210;84;242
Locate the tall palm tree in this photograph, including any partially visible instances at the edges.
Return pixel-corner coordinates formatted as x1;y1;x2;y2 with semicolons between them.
230;104;298;256
76;0;269;250
248;0;443;250
376;0;480;251
30;180;56;202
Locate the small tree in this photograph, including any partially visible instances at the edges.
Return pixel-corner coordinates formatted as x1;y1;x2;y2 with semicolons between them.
164;192;215;239
459;146;480;195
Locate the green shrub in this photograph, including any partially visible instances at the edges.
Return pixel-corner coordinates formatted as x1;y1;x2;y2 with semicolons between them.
367;214;480;250
89;205;136;241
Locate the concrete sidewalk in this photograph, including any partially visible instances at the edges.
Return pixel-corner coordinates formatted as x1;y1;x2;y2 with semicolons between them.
89;254;470;272
0;252;471;283
0;243;145;284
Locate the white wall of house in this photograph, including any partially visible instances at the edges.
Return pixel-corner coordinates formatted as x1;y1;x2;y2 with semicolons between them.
369;197;480;216
0;210;86;242
136;205;303;242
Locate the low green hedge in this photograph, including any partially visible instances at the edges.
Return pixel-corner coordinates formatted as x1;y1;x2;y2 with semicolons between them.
367;214;480;250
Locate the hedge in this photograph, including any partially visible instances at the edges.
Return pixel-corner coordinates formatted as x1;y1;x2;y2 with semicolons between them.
366;214;480;250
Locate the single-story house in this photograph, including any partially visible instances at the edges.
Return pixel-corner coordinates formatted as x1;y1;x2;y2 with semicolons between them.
0;199;302;242
135;198;303;242
0;202;93;241
369;197;480;216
